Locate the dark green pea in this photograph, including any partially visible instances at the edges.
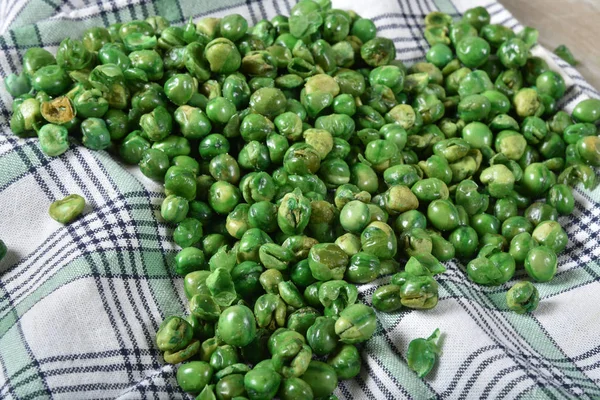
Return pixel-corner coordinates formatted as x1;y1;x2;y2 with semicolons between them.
22;47;56;77
327;344;360;380
546;184;575;215
467;251;515;286
372;284;403;312
481;24;515;48
508;232;537;264
278;377;314;400
449;226;479;259
31;65;71;96
524;246;557;282
138;148;169;180
471;213;501;237
501;216;534;242
521;163;554;197
429;232;455;261
210;344;239;371
290;259;317;288
80;118;111;150
215;373;246;399
394;210;427;234
129;50;164;81
244;367;281;400
118;131;149;165
426;43;453;68
524;202;558;227
152;136;191;159
299;361;337;399
506;281;540;314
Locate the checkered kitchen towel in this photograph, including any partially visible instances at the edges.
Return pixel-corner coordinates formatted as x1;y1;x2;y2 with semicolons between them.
0;0;599;398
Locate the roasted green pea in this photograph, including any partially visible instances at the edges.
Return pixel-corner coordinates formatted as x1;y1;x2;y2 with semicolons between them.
427;199;459;231
524;246;557;282
506;281;540;314
162;195;189;224
456;36;490;68
449;226;479;259
546;184;575;215
406;328;441;378
49;194;85;224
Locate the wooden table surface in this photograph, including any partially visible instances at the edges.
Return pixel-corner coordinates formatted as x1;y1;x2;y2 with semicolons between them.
501;0;600;91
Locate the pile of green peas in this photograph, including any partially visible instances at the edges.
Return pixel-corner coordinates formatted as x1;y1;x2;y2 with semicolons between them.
5;0;600;396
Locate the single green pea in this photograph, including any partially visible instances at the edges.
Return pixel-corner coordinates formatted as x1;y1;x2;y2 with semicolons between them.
427;199;459;232
456;36;490;68
406;328;442;378
457;94;491;122
327;344;361;381
372;284;403;312
305;316;339;356
49;194;86;224
546;184;575;215
31;65;71;96
217;305;257;347
509;232;537;264
174;247;206;276
572;98;600;124
506;281;540;314
531;220;568;254
345;252;380;284
308;243;348;281
244;366;281;400
209;181;241;215
467;252;515;286
205;38;242;74
449;226;479;259
161;195;189;224
299;361;338;399
501;216;534;242
524;246;557;282
37;124;69;157
174;218;203;248
339;200;370;234
497;38;528;68
176;361;213;393
524;202;558;226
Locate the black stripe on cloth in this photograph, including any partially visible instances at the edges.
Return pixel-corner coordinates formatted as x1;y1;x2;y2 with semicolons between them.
439;345;502;397
64;147;168;397
442;280;592;398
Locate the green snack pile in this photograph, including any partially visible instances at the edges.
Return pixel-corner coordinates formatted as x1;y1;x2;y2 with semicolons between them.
4;1;600;397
